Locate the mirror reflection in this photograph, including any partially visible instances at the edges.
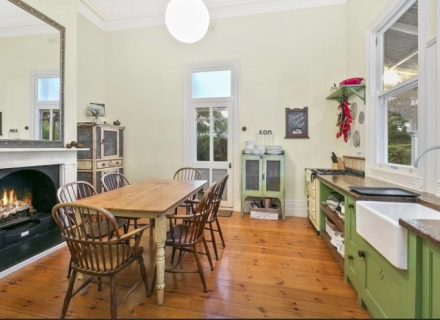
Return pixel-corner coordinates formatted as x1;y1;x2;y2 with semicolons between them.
0;0;61;141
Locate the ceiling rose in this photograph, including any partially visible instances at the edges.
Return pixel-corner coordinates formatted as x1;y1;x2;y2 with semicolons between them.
165;0;210;44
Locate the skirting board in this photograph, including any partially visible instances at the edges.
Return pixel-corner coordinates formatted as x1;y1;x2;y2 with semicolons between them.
0;242;66;280
285;200;308;217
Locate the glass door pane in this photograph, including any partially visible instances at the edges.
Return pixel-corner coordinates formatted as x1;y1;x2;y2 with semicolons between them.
245;160;260;191
103;130;118;157
196;108;210;161
213;107;228;162
266;160;281;192
40;110;50;140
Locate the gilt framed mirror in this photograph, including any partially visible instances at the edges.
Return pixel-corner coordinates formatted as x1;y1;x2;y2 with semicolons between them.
0;0;65;148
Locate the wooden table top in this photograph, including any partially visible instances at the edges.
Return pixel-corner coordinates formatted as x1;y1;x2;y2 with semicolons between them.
76;179;207;213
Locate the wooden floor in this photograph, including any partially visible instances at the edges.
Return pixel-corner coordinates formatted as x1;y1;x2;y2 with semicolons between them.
0;214;370;319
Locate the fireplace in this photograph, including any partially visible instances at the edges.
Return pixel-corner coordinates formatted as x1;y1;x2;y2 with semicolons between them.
0;165;62;272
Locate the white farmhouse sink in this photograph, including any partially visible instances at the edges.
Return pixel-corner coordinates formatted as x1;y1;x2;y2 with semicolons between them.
356;201;440;270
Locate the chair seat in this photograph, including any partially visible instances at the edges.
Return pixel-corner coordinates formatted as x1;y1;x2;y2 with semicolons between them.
166;224;194;244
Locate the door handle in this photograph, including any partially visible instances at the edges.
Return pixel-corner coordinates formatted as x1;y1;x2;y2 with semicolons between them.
229;163;232;169
358;250;366;258
348;254;354;261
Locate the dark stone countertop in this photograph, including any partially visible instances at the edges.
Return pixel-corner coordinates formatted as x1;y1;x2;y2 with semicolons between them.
399;219;440;247
316;174;440;247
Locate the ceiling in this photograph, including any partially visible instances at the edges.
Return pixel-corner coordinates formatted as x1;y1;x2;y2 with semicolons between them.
78;0;347;31
0;1;59;38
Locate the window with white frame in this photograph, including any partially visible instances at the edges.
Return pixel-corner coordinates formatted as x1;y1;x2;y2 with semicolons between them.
33;73;60;141
376;1;419;167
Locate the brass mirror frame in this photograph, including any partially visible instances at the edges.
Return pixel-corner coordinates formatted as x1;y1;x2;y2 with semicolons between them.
0;0;65;148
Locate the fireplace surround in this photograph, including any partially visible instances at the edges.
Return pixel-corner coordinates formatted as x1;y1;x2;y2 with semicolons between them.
0;148;79;277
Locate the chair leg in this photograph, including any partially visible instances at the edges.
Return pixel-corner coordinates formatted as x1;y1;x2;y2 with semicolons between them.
134;219;138;229
97;277;102;291
61;269;77;319
149;219;154;236
138;255;151;297
109;275;117;319
216;219;226;248
193;245;208;293
67;257;72;278
209;222;219;260
202;236;214;270
171;247;177;263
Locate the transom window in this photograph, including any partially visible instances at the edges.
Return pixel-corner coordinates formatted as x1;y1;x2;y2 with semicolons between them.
192;70;232;99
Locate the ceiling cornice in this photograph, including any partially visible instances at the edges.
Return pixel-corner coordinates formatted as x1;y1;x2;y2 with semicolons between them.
78;0;347;32
0;17;57;38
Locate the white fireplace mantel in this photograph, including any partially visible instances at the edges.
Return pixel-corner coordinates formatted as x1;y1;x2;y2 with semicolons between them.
0;147;83;279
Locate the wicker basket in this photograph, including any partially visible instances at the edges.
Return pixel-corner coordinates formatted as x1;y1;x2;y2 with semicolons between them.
250;207;280;220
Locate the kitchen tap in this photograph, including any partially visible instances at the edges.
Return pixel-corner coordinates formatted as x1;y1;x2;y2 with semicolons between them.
414;145;440;168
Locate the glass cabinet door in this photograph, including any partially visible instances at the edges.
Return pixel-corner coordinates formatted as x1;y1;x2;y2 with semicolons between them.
243;156;263;196
263;156;284;196
101;128;119;159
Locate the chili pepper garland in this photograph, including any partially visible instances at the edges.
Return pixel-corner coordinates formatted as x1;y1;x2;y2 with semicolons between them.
336;96;352;143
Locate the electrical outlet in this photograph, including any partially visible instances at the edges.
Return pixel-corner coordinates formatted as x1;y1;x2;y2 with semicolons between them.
47;35;58;45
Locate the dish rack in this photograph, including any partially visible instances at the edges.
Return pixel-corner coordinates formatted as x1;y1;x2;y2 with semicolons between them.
255;132;275;146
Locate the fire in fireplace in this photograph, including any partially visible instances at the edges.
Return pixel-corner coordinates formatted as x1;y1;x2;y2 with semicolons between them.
0;188;34;224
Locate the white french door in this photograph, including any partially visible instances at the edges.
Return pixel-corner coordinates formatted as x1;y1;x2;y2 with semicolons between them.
184;61;239;209
189;102;234;207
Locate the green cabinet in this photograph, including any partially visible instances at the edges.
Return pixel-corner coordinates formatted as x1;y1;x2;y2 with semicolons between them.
342;191;417;318
344;197;362;292
241;154;285;219
422;239;440;318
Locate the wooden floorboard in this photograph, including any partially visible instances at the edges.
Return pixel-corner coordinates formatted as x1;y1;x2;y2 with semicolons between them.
0;213;370;319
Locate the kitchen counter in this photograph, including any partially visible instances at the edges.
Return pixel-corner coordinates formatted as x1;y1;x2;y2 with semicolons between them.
399;219;440;247
317;174;440;247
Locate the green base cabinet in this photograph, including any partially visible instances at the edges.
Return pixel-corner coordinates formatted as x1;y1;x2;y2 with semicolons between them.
320;180;420;319
422;239;440;318
241;154;285;220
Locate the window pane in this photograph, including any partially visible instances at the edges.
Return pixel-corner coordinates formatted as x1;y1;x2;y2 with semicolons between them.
38;77;60;101
197;168;210;193
387;87;418;166
245;160;260;191
213;107;228;162
192;70;232;99
213;169;228;201
40;110;50;140
196;108;210;161
383;2;418;90
266;160;281;192
52;110;60;140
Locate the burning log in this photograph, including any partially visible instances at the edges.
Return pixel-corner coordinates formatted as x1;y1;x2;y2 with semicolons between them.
0;189;33;220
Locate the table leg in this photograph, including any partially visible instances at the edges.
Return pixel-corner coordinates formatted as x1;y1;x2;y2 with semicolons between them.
154;213;167;306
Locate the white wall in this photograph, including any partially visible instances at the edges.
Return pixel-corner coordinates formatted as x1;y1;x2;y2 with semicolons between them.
0;33;59;140
344;0;389;158
104;5;348;212
77;13;106;122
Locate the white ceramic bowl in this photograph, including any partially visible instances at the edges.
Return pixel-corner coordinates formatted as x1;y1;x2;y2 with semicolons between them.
251;149;262;155
267;145;283;151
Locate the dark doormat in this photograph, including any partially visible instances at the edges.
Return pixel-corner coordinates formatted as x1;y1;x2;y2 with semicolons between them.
218;210;233;217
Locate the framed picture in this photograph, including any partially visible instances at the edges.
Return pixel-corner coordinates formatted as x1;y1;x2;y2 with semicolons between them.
285;107;309;139
87;103;106;117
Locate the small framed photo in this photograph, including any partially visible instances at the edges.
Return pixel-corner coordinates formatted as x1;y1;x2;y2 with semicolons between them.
285;107;309;139
87;103;105;117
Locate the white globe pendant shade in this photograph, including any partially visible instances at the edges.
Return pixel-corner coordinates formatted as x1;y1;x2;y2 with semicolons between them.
165;0;210;44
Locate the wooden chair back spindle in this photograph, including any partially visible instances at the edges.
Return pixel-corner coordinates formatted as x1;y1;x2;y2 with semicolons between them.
57;181;97;203
173;167;202;181
101;172;130;192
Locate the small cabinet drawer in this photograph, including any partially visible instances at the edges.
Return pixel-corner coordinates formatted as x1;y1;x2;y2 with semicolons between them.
78;160;93;170
97;159;123;170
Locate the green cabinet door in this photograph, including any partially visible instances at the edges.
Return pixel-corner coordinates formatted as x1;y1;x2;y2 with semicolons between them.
242;155;263;197
422;240;440;318
262;156;285;198
344;197;361;292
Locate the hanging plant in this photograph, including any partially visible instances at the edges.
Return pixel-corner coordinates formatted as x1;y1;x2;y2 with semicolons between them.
336;96;352;143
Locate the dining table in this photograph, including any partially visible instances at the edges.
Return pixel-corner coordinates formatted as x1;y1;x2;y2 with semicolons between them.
75;179;207;306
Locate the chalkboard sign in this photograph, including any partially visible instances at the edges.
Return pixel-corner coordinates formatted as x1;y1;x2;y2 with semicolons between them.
285;107;309;139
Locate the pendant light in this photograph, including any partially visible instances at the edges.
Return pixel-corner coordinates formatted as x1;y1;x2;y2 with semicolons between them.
165;0;210;44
